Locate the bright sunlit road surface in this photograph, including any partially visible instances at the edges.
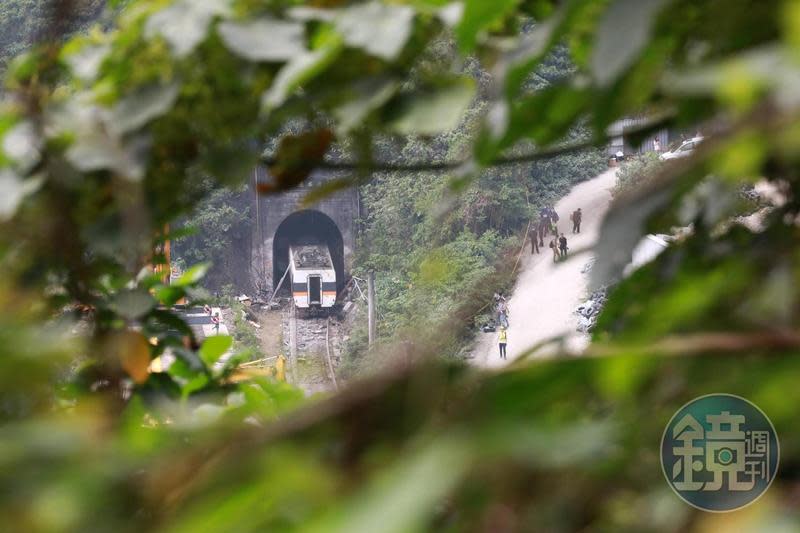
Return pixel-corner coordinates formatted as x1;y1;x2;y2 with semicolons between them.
474;168;618;367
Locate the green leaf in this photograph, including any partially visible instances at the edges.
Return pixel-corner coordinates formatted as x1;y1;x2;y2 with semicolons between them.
287;6;336;23
0;169;39;221
332;78;399;133
384;78;476;135
436;2;464;28
306;437;471;533
590;0;671;87
154;285;186;307
173;263;210;287
2;120;41;174
109;289;155;320
479;421;615;467
64;43;110;82
167;356;197;381
262;36;343;110
335;2;416;61
199;335;233;367
455;0;519;53
146;0;231;58
65;130;149;181
109;84;180;136
501;85;590;147
240;379;305;418
181;374;210;398
217;18;307;62
591;183;672;290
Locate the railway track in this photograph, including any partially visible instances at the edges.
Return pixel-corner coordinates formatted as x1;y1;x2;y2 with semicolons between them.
284;305;341;393
324;317;338;390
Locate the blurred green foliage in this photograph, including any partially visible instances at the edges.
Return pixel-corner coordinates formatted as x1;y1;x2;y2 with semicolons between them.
0;0;799;531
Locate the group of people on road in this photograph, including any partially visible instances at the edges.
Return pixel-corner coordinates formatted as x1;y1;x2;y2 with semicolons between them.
530;206;583;263
499;205;586;359
535;206;559;248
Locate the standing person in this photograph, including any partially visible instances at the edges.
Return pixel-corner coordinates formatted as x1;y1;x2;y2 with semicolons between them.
653;137;661;152
571;207;582;234
538;218;548;247
498;326;507;360
538;208;550;246
497;299;509;328
549;236;559;262
559;233;568;259
530;228;540;254
550;207;559;236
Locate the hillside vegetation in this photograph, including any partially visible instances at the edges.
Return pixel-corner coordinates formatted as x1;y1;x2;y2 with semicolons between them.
345;43;606;370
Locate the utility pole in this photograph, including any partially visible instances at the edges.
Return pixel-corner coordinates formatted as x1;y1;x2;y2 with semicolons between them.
367;270;376;347
288;304;297;383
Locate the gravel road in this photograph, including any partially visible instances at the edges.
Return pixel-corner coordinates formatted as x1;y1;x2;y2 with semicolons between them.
474;168;618;367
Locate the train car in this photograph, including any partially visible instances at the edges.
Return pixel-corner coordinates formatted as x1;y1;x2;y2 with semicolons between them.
289;244;337;309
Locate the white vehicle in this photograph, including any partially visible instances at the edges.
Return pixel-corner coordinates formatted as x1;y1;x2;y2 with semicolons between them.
660;136;703;160
289;245;337;309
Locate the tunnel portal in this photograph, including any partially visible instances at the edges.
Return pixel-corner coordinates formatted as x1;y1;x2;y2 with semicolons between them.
272;209;345;294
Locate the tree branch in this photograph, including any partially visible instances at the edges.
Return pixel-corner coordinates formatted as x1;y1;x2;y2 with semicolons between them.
259;111;676;177
261;137;604;173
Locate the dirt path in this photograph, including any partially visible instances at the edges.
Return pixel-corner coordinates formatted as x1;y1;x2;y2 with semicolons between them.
257;308;285;359
474;168;618;367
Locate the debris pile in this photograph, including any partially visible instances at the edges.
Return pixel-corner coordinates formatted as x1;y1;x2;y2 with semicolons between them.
575;259;607;333
293;245;332;268
575;287;608;333
740;185;761;203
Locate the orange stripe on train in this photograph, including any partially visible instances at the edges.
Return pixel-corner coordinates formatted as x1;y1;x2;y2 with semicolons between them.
293;291;337;295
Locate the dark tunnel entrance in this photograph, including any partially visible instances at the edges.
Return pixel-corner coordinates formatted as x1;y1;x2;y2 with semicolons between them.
273;210;345;295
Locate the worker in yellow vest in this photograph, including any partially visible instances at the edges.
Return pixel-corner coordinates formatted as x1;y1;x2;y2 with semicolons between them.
498;326;508;360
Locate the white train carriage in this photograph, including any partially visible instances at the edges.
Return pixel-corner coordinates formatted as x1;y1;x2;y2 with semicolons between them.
289;245;337;309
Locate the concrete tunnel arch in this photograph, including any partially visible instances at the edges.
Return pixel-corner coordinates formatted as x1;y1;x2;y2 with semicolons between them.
272;209;345;295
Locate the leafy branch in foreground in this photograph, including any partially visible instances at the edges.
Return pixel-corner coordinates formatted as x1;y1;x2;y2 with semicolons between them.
0;0;800;531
